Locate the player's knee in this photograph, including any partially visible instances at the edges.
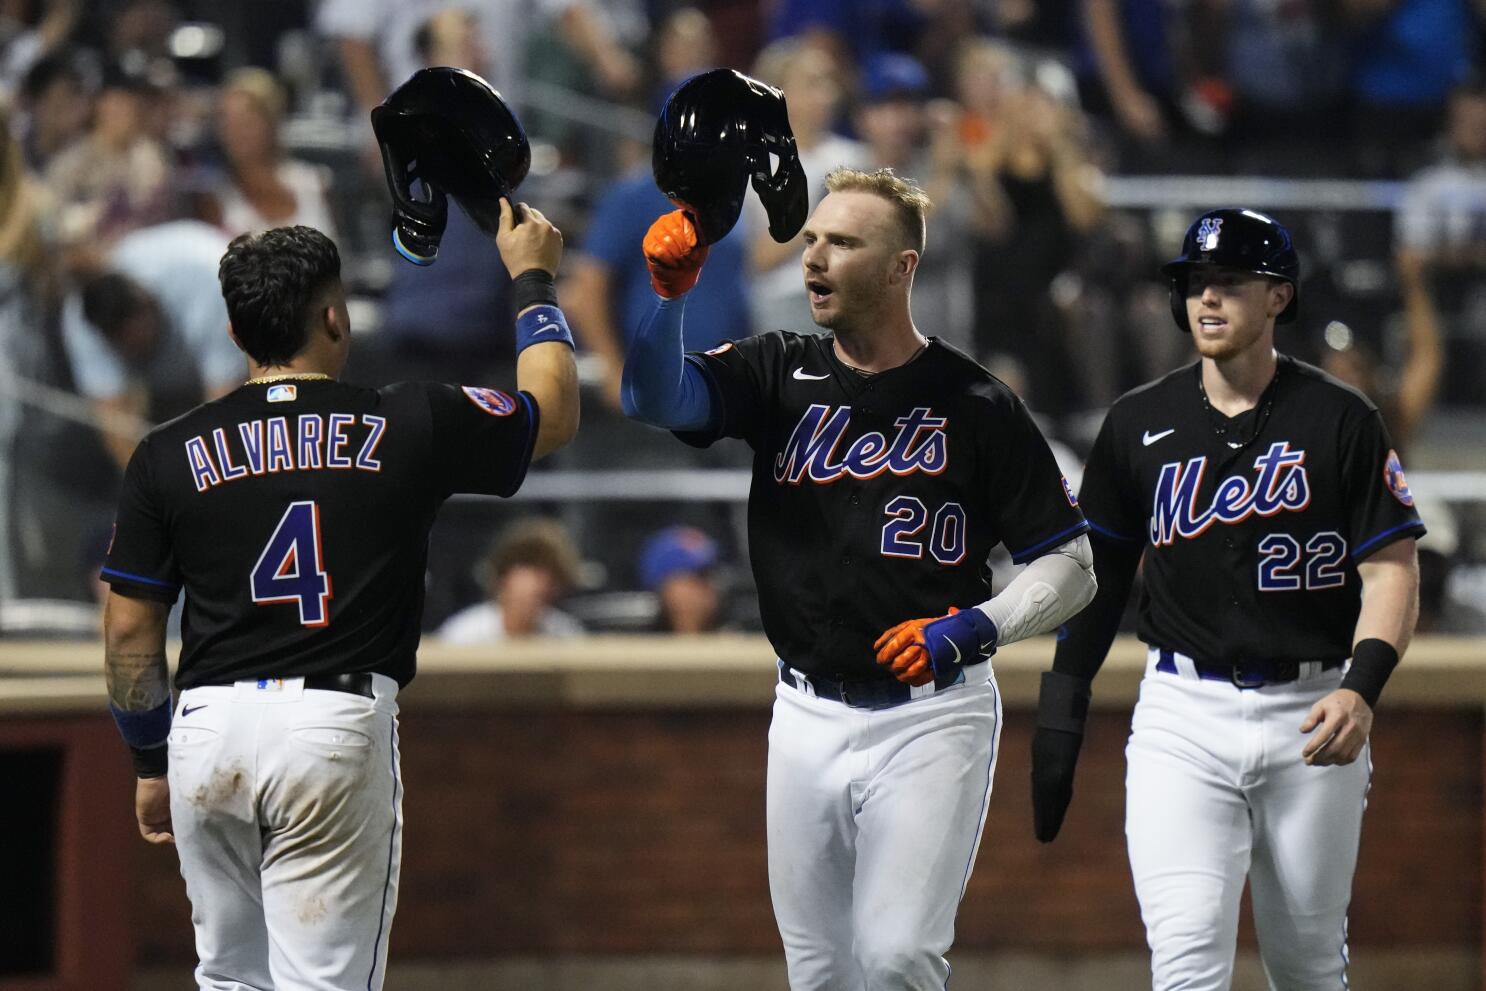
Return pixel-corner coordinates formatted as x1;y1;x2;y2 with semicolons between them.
856;937;941;988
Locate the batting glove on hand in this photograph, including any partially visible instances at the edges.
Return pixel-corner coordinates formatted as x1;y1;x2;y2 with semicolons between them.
643;209;709;298
1031;670;1092;843
873;606;998;687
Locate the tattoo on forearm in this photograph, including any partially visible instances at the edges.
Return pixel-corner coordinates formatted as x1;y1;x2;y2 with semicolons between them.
105;650;170;710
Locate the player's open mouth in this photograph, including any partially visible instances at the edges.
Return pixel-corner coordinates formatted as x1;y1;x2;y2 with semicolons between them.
1198;317;1227;330
807;280;833;304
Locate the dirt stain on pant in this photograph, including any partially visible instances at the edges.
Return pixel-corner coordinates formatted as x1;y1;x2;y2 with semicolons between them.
189;759;249;811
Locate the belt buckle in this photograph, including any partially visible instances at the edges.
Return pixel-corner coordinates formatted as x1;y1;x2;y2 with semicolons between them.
1230;666;1267;689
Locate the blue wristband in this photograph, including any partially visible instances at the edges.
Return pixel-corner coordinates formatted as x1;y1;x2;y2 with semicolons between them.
110;697;173;749
923;608;999;675
515;304;574;353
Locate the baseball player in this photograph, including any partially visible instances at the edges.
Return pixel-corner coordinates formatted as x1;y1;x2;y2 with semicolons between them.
1032;208;1424;989
624;166;1098;988
101;207;578;989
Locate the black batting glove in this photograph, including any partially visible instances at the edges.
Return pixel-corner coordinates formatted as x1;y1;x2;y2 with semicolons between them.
1031;670;1092;843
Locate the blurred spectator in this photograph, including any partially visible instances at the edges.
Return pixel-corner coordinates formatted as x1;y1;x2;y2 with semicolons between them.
1394;76;1486;405
435;517;585;642
361;9;513;386
1077;0;1177;156
43;57;173;261
16;48;91;171
319;0;639;170
0;101;47;284
1343;0;1477;177
853;51;984;352
208;67;337;239
747;37;869;334
638;525;724;634
0;0;78;94
764;0;928;65
564;138;750;410
59;219;237;469
649;6;717;113
958;43;1106;410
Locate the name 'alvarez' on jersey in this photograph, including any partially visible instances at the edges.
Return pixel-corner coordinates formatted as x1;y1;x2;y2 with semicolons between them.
678;330;1088;681
1077;355;1425;668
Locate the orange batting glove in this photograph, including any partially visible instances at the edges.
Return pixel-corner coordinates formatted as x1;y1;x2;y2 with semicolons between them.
873;607;961;687
643;209;709;298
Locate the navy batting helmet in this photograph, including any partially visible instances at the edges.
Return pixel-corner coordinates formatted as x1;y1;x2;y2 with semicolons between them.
653;68;808;246
1161;208;1299;333
371;67;530;266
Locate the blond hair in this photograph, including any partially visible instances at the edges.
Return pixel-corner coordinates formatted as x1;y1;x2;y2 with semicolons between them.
823;167;931;254
223;67;287;124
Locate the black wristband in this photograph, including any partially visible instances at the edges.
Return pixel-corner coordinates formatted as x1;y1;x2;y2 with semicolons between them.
130;744;168;779
1036;670;1092;734
511;268;558;314
1340;638;1400;708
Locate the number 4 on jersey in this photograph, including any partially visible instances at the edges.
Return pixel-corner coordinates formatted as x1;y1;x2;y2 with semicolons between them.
251;501;333;626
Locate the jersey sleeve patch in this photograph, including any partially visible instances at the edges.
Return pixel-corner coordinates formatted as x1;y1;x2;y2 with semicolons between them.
704;341;734;356
460;386;518;417
1062;475;1079;507
1383;449;1414;506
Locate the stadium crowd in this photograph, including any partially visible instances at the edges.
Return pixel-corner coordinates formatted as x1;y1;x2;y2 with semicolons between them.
0;0;1482;638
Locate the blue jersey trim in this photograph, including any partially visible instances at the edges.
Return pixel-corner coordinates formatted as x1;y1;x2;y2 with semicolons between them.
1352;519;1426;560
1088;520;1140;544
100;566;178;590
1009;520;1092;564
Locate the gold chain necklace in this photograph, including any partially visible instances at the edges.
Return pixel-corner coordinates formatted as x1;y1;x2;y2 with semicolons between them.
245;372;333;385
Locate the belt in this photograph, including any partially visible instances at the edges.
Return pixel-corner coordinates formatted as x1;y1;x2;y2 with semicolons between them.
1154;649;1344;689
777;660;968;710
204;672;377;698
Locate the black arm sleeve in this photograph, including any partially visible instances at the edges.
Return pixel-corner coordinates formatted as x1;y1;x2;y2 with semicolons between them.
1051;532;1142;681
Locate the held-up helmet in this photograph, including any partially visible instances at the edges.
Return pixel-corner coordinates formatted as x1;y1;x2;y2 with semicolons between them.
653;68;808;246
371;66;530;265
1161;208;1300;333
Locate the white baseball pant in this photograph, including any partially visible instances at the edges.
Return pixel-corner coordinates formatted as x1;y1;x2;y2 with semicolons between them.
1126;649;1370;991
167;675;403;990
766;662;1002;990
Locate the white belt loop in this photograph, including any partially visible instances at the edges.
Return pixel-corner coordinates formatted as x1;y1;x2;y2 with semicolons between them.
1172;652;1200;680
788;666;817;698
1298;660;1321;681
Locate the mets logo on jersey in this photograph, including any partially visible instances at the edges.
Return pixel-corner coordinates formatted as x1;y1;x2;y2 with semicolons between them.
1061;475;1078;507
774;404;947;484
1198;216;1223;251
1150;441;1310;546
1384;449;1414;506
461;386;517;417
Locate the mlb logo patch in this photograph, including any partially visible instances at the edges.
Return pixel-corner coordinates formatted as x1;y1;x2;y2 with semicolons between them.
705;341;734;356
255;678;285;692
1061;475;1079;508
1383;449;1414;506
1198;216;1223;251
267;384;297;403
461;386;517;417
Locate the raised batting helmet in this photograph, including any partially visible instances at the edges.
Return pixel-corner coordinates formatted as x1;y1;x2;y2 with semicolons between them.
371;67;530;266
1161;208;1299;333
653;68;808;246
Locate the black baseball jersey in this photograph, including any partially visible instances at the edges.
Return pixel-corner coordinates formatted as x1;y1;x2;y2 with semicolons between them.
1078;355;1425;666
102;378;538;689
680;331;1088;680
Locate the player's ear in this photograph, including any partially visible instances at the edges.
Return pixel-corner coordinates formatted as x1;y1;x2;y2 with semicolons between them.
891;248;919;285
322;299;345;343
1269;280;1294;318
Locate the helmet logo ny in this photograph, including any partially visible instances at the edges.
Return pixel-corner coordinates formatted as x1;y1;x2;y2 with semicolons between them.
1197;216;1223;251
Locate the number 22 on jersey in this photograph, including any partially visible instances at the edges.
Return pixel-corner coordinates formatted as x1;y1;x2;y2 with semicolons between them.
251;500;333;626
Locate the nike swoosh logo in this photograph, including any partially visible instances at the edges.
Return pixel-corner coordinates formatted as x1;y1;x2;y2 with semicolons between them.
1142;428;1175;446
532;326;560;335
792;368;830;381
181;704;207;717
941;636;962;667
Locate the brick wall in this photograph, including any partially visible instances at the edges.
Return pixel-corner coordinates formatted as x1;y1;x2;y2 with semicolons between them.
133;705;1482;964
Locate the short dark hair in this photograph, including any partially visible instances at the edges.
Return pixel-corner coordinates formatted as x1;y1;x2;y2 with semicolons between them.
80;272;154;340
218;226;341;366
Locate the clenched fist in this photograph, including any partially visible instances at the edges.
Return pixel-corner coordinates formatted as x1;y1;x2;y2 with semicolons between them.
643;210;709;298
